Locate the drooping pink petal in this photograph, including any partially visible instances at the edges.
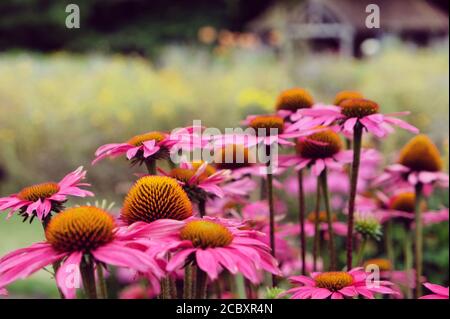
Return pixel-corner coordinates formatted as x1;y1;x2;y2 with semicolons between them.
196;249;220;280
56;252;82;299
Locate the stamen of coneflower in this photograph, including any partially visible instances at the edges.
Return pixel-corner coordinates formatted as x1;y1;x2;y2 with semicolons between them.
340;98;379;118
314;272;353;291
214;144;253;170
398;135;442;172
296;128;342;159
334;91;364;106
180;220;233;248
249;115;284;136
17;182;60;202
121;176;193;224
275;88;314;112
126;131;166;146
363;258;392;272
45;206;115;252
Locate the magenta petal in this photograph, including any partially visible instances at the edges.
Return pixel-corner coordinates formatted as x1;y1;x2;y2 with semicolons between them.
56;252;82;299
196;249;219;281
310;288;332;299
331;292;344;299
166;249;195;272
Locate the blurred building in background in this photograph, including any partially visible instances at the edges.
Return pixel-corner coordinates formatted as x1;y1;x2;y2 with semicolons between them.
249;0;449;57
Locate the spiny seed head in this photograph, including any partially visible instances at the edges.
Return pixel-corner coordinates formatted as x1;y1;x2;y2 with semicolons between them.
398;135;442;172
314;272;354;291
17;182;60;202
355;214;382;241
334;90;364;106
307;211;337;223
275;88;314;111
180;220;233;248
121;176;193;225
249;115;284;136
214;144;253;170
363;258;392;271
45;206;115;253
296;128;342;159
340;98;379;118
126;131;166;147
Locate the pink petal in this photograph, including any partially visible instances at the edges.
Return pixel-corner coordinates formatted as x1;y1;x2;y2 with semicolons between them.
56;252;82;299
196;249;219;280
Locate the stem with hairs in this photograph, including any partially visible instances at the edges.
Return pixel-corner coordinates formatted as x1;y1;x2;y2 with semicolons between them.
195;268;208;299
404;227;413;299
96;263;108;299
346;122;363;270
355;237;367;267
319;168;336;270
80;254;97;299
414;183;424;299
265;145;276;286
297;169;307;275
145;158;156;175
313;180;321;271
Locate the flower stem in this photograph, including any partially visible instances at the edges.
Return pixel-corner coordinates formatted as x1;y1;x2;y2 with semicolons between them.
235;274;247;299
183;265;194;299
313;179;321;271
266;170;277;286
195;268;208;299
96;263;108;299
80;254;97;299
386;220;395;272
319;169;336;270
145;159;156;175
414;183;423;299
404;227;413;299
346;122;363;270
355;237;367;267
297;169;307;275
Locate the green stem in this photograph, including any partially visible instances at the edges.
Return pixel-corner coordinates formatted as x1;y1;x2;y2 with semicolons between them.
96;263;108;299
145;159;156;175
404;227;413;299
80;255;97;299
414;183;423;299
297;170;306;275
346;122;363;270
195;268;208;299
355;237;367;267
386;220;395;272
320;169;336;270
235;274;247;299
313;180;321;271
266;171;277;286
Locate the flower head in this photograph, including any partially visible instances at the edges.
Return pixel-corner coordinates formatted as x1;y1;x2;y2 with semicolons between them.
0;167;93;221
121;176;193;225
291;98;418;138
0;206;182;298
165;217;280;283
354;212;383;241
375;135;448;187
275;88;314;113
334;90;364;106
283;267;397;299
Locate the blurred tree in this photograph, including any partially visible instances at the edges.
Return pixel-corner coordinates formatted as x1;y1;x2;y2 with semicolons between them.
0;0;277;56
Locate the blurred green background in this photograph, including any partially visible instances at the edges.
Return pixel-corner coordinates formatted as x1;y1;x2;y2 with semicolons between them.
0;0;448;298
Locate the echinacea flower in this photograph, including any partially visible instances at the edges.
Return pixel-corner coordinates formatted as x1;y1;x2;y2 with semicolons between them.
333;90;364;106
160;161;231;200
283;267;397;299
0;206;182;298
0;167;93;221
121;175;193;225
419;282;449;299
290;98;419;138
375;135;448;188
279;126;374;176
165;218;280;284
275;88;314;119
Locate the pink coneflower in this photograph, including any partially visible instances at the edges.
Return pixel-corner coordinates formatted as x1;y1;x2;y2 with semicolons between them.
165;217;280;285
283;267;397;299
375;135;448;188
0;167;93;221
290;99;418;138
0;206;182;298
274;87;315;119
419;282;449;299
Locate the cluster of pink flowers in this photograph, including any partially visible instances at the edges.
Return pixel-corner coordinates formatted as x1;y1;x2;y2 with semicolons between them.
0;88;448;300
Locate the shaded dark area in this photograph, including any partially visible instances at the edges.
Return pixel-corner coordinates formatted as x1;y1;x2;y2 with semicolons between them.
0;0;277;55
